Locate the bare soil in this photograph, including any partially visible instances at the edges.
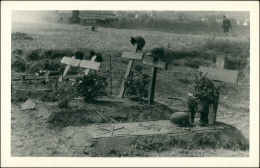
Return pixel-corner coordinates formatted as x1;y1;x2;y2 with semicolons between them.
11;96;249;157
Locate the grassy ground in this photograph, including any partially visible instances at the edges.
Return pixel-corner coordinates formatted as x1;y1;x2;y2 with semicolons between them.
11;21;250;156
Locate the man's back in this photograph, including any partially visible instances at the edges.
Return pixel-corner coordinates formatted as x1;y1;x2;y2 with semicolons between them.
223;18;231;28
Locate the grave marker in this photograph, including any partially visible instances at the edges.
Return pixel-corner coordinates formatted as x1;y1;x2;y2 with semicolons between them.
59;56;80;82
142;55;167;105
59;55;100;82
199;56;239;124
82;56;97;75
79;56;100;75
118;36;145;98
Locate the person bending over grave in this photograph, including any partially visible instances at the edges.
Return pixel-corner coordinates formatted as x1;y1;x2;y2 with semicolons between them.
89;51;103;62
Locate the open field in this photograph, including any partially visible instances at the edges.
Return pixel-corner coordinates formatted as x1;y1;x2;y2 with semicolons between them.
11;21;250;157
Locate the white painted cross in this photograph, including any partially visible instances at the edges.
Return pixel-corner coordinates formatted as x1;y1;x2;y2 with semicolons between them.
118;44;144;98
59;56;100;82
199;55;239;124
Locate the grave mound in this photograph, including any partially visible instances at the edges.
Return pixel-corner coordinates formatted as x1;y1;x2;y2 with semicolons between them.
58;120;249;157
47;99;176;128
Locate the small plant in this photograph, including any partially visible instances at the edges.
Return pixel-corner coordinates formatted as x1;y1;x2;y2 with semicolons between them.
187;72;220;124
204;36;216;50
76;74;108;102
193;71;219;103
11;56;28;72
125;65;150;100
12;32;33;40
12;49;23;55
26;49;43;61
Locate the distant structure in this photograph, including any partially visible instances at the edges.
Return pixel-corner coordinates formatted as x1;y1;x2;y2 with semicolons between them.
216;18;222;23
58;10;119;25
135;13;139;19
243;19;248;26
151;11;156;17
201;17;209;25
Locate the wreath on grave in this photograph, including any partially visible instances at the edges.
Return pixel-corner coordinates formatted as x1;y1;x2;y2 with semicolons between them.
188;72;220;124
193;71;220;104
125;65;150;101
76;74;108;102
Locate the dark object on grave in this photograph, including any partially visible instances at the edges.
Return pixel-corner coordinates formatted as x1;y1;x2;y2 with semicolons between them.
198;99;209;126
130;36;145;51
89;51;103;62
147;47;164;62
170;112;189;125
187;96;198;123
72;50;84;60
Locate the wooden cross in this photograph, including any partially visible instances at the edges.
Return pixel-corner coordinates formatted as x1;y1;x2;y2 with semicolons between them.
83;55;97;75
118;44;144;98
59;56;81;82
142;55;167;105
199;55;239;124
59;56;100;82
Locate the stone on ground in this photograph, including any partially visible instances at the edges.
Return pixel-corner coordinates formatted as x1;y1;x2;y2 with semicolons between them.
21;99;36;110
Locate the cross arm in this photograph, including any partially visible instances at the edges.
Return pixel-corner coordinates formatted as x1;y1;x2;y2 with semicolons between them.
199;66;239;84
121;51;144;60
142;55;167;69
61;57;81;67
79;60;100;70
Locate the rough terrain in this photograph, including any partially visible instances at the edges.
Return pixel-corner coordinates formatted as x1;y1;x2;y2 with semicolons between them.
11;21;250;157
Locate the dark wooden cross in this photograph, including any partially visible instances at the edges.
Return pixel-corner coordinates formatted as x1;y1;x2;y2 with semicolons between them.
142;55;167;105
199;55;239;124
118;44;144;98
59;56;100;82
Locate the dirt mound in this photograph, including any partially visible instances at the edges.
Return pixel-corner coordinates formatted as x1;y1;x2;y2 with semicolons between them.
47;99;175;128
12;32;33;40
58;122;249;157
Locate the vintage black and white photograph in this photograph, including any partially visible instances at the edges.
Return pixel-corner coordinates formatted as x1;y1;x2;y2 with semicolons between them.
1;1;259;167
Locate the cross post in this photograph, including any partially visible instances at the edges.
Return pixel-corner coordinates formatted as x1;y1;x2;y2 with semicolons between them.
142;55;167;105
118;36;146;98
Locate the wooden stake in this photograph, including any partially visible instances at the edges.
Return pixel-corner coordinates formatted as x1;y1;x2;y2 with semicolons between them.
21;74;25;81
208;80;221;124
59;65;70;82
84;56;97;75
148;67;157;105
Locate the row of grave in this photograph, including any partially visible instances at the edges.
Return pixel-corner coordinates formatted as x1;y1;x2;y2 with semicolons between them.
13;36;239;125
58;36;238;102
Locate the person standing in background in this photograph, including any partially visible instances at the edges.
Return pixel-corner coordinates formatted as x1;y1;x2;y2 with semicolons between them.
222;15;232;36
